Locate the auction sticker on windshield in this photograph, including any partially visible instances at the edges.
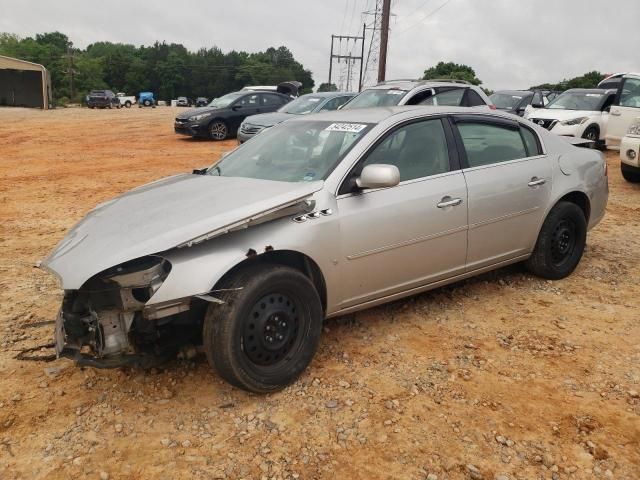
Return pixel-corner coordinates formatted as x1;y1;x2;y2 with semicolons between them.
325;123;368;133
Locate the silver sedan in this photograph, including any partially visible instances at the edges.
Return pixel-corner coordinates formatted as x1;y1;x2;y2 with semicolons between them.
42;106;608;392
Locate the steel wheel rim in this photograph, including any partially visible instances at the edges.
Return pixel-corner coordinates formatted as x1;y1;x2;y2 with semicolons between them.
210;122;227;140
550;218;576;266
242;293;300;366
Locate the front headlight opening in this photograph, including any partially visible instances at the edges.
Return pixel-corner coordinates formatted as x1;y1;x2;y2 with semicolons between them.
561;117;589;126
189;113;209;122
627;120;640;136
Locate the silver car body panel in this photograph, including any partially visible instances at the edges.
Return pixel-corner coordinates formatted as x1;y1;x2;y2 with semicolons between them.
44;106;608;322
42;174;323;289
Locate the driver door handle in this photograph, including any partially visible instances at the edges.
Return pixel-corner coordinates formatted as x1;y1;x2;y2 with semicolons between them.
437;197;463;208
528;177;546;187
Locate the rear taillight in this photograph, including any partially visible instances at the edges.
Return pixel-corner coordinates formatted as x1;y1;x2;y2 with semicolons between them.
489;104;497;110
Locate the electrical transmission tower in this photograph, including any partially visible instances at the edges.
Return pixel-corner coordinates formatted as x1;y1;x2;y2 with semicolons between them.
327;25;366;92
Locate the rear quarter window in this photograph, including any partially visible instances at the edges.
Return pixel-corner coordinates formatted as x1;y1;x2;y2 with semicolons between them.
520;126;542;156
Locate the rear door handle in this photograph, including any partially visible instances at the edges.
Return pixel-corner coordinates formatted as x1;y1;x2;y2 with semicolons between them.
437;197;463;208
611;111;622;116
528;177;546;187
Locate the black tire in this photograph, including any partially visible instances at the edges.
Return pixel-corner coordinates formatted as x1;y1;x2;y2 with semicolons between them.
621;163;640;183
208;120;228;140
582;125;599;145
143;99;151;107
203;264;323;393
525;201;587;280
125;101;132;108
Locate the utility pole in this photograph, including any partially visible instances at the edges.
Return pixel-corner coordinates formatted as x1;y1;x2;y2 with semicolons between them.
327;24;366;92
377;0;391;83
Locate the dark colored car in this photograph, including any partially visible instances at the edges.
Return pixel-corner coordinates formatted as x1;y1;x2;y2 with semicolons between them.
237;91;356;143
195;97;209;107
174;90;292;140
87;90;121;109
490;90;560;116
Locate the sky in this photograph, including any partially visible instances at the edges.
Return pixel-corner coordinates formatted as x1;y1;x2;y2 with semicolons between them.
1;0;638;91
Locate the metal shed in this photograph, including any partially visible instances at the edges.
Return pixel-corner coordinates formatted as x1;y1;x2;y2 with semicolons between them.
0;55;52;109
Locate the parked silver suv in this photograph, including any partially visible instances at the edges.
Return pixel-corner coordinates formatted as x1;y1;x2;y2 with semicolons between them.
341;79;495;110
43;106;607;392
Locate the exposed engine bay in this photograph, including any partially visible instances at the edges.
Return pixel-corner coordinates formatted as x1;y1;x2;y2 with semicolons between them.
54;256;205;368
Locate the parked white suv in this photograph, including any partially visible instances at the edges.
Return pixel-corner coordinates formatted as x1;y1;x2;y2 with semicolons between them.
341;79;495;110
620;117;640;182
598;73;640;150
524;89;616;146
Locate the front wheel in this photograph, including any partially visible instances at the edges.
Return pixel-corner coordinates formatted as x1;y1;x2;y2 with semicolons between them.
125;101;132;108
203;264;323;393
525;201;587;280
621;163;640;183
208;120;228;140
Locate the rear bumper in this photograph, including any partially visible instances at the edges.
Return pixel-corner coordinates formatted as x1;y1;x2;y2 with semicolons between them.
620;135;640;168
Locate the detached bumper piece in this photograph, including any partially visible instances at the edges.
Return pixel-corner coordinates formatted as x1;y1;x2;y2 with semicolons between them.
53;256;201;369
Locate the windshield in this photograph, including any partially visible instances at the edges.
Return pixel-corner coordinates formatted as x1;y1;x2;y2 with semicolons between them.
547;91;604;111
491;93;525;109
208;93;243;108
207;120;373;182
342;88;408;109
279;96;324;115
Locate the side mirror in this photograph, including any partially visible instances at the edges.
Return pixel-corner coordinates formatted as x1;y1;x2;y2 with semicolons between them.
531;102;544;109
356;164;400;189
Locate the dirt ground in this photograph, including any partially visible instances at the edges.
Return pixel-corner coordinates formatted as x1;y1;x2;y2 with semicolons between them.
0;106;638;480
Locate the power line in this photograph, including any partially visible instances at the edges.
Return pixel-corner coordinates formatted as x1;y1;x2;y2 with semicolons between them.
393;0;454;36
394;0;433;24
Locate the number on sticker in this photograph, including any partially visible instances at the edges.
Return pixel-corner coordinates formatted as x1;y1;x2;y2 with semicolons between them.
325;123;368;133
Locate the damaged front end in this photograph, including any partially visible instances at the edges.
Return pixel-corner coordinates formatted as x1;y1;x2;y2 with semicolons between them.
54;256;204;368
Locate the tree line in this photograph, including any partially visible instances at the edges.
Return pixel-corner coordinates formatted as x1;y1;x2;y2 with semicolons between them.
0;32;315;104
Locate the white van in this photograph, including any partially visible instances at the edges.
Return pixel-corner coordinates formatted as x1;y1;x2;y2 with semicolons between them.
598;73;640;150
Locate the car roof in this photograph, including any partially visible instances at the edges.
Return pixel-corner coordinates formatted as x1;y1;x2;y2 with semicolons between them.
492;90;533;95
285;105;511;125
363;79;474;91
563;88;616;94
303;92;356;98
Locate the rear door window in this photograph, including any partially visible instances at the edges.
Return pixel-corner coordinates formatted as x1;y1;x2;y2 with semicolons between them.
432;87;465;106
520;127;542;156
457;122;528;167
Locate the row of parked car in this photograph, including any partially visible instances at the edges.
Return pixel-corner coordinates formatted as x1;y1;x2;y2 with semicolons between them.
86;90;156;108
173;73;640;182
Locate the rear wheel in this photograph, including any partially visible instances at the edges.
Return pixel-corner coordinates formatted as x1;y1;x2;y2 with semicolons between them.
203;264;323;393
143;99;151;107
208;120;228;140
525;201;587;280
125;101;132;108
621;163;640;183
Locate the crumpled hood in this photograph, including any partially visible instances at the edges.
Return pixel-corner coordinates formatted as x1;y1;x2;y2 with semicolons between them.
243;112;293;128
526;108;601;121
42;174;323;289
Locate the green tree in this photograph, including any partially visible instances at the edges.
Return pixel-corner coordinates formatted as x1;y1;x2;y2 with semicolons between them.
318;83;338;92
530;71;605;91
423;61;482;85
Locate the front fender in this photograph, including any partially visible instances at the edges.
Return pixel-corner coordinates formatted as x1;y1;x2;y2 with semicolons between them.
148;194;341;309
